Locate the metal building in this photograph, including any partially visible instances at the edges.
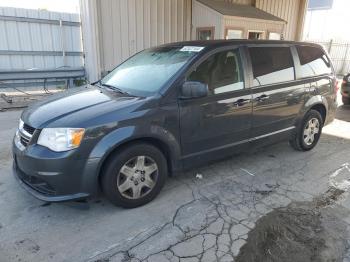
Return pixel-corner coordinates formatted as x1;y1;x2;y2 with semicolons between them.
80;0;308;82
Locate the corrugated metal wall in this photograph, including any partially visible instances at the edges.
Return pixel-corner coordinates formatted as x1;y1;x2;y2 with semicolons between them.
80;0;307;81
80;0;101;82
0;7;83;70
192;0;223;39
97;0;192;74
255;0;305;40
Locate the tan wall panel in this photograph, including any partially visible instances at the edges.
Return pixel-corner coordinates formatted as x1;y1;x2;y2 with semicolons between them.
98;0;191;73
256;0;302;40
193;0;284;40
192;0;224;39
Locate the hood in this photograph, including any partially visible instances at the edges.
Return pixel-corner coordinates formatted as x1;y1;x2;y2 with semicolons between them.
21;86;148;128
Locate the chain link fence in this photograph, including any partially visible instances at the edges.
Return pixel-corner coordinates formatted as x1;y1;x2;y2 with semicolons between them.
308;39;350;76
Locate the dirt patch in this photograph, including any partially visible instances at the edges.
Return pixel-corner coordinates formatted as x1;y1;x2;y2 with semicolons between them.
314;187;345;208
15;238;40;254
236;188;349;262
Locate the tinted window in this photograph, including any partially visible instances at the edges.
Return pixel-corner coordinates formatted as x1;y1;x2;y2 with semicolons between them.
101;46;199;96
188;49;244;95
249;47;294;86
296;45;332;78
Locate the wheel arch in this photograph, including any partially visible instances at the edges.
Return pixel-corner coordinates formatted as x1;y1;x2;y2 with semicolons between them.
302;95;329;125
96;136;180;192
309;103;327;124
102;136;175;172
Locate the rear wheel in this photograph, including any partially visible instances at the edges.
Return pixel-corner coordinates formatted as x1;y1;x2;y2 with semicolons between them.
289;110;323;151
342;96;350;105
102;143;167;208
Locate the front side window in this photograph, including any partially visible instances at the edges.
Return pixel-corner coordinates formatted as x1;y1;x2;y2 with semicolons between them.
296;45;332;78
101;46;201;96
188;49;244;95
249;47;295;86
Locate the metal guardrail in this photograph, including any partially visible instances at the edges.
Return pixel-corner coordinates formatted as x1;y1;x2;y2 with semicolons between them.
0;50;83;57
0;67;85;89
0;67;85;81
0;15;80;27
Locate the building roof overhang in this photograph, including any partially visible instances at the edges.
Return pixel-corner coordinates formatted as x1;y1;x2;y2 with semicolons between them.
197;0;286;23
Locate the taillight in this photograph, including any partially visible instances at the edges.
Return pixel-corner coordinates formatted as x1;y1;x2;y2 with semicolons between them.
334;80;339;94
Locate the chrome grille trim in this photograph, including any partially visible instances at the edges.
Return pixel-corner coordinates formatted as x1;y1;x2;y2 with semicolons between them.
18;123;35;147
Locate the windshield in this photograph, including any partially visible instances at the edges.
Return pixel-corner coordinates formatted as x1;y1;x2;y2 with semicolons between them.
100;46;202;96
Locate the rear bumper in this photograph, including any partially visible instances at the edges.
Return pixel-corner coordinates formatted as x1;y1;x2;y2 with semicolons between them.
322;95;338;126
12;141;101;202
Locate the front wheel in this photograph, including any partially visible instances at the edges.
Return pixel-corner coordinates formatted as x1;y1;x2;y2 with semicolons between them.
289;110;323;151
102;143;167;208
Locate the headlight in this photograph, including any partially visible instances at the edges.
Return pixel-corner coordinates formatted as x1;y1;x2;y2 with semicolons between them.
347;75;350;82
37;128;85;152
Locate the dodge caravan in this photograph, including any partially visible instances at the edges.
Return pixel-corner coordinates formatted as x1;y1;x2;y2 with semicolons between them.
13;40;337;208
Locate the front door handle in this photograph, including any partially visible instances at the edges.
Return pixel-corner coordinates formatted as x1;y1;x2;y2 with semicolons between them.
255;94;270;102
233;98;251;107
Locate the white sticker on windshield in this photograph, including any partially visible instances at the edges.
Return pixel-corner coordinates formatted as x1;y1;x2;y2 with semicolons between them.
180;46;204;52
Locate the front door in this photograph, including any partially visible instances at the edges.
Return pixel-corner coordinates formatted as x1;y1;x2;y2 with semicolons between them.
179;47;252;163
248;46;307;139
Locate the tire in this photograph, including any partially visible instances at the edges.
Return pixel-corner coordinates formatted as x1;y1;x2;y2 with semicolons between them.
102;143;167;208
289;110;323;151
342;96;350;105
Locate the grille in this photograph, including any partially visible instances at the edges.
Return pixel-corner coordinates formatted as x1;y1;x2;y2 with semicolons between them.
19;123;35;147
23;123;35;135
20;136;30;147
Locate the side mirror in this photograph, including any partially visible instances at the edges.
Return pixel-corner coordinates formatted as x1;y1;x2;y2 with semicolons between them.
180;81;208;99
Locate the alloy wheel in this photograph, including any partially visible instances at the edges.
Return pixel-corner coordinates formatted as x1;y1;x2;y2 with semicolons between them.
303;118;320;146
116;156;158;199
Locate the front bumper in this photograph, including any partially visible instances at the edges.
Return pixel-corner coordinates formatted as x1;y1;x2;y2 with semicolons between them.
12;141;101;202
13;162;89;202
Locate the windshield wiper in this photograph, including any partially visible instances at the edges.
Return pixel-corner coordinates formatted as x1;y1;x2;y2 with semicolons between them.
93;81;135;96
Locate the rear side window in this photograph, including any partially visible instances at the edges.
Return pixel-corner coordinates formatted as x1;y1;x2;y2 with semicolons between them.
296;45;332;78
188;49;244;95
249;47;294;86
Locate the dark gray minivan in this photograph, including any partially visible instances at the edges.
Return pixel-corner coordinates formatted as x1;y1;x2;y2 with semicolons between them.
13;40;338;208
